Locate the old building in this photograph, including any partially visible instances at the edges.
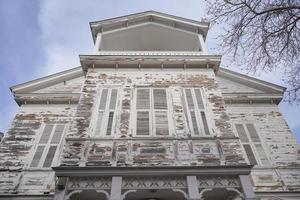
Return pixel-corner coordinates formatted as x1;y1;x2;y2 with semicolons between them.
0;11;299;200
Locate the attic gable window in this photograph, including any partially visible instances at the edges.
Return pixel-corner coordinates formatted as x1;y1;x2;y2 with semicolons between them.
235;123;270;166
30;124;66;168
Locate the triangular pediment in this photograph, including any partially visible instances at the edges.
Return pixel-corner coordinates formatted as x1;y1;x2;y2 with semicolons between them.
11;67;84;94
100;23;201;51
90;10;209;43
216;68;285;94
10;67;285;105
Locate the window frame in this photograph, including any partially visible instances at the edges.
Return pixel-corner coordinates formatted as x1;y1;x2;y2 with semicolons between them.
234;122;271;167
133;87;171;137
91;87;120;137
28;123;67;169
183;87;212;137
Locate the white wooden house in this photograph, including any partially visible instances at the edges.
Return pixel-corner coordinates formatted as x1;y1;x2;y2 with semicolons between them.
0;11;299;200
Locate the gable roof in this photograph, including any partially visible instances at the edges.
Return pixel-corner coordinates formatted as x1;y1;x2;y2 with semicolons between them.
10;66;286;105
89;11;210;43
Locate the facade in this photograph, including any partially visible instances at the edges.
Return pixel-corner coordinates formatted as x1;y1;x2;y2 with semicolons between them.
0;11;299;200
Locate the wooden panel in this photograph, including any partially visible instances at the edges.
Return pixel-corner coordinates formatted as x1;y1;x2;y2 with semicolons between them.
106;112;114;136
136;89;150;109
153;89;167;109
39;124;54;144
200;111;210;135
255;144;270;165
51;124;65;144
243;144;257;165
246;123;261;142
136;111;150;135
43;146;57;167
30;145;45;167
190;111;199;135
99;89;108;110
155;111;169;135
185;89;194;109
194;89;204;109
235;124;249;142
109;89;118;109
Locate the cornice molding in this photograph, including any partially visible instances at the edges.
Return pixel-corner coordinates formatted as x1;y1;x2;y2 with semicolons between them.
53;166;253;177
14;93;81;105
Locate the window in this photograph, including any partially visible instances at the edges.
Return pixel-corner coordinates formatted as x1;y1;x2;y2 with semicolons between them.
235;123;270;166
94;88;119;136
30;124;66;168
135;88;169;136
184;88;210;136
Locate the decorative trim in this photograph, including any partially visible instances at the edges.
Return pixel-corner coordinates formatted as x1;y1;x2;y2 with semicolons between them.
65;190;82;200
53;166;253;177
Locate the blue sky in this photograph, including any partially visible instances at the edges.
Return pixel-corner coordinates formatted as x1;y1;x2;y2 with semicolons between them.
0;0;299;142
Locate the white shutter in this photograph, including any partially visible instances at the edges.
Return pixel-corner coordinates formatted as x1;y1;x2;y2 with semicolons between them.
194;89;204;109
246;123;261;142
190;111;199;135
200;111;210;135
39;124;54;144
136;89;150;109
109;89;118;109
235;124;249;142
255;144;270;165
153;89;167;109
30;146;45;167
43;146;57;167
243;144;257;165
136;111;150;135
51;124;65;144
185;89;194;109
155;111;169;135
99;89;108;110
106;112;114;136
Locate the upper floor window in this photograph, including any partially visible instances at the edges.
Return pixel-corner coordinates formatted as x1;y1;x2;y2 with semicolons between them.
184;88;210;136
94;88;119;137
235;123;270;166
135;88;170;136
30;123;66;168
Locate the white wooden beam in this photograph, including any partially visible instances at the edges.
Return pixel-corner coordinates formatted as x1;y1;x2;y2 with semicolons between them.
93;32;102;53
198;34;207;54
110;176;122;200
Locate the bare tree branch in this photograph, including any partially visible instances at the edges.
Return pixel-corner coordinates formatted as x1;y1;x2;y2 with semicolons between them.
206;0;300;103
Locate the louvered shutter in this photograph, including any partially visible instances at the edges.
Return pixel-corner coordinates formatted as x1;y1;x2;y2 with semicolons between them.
136;89;150;109
185;89;194;109
246;124;261;142
30;146;45;167
243;144;257;165
43;146;57;167
109;89;118;109
106;112;114;136
51;124;65;144
39;124;54;144
200;111;210;135
153;89;167;109
190;111;199;135
99;89;108;110
235;124;249;142
155;111;169;135
136;111;149;135
255;144;270;165
194;89;204;109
